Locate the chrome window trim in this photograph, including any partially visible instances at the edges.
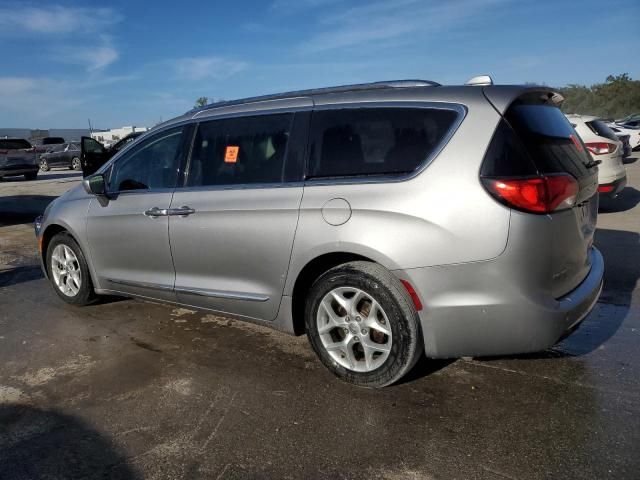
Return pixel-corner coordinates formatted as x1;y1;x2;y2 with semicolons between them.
173;181;303;194
304;102;467;187
192;102;313;120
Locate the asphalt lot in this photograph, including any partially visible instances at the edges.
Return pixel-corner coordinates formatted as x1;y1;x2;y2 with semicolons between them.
1;164;639;479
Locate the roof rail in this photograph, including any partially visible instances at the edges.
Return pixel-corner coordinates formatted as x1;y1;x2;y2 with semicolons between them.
187;79;440;115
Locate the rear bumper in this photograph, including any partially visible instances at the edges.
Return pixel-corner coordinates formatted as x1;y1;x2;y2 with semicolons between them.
394;247;604;358
598;175;627;198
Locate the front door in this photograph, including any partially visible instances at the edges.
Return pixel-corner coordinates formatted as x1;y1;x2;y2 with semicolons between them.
87;126;189;301
169;112;307;320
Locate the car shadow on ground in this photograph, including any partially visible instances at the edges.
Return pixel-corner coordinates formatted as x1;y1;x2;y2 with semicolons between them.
0;172;81;182
0;265;42;288
0;404;140;480
475;228;639;362
0;195;57;227
599;187;640;213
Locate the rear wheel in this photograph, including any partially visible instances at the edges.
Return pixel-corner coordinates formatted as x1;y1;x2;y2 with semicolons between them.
24;172;37;181
39;158;50;171
71;157;81;170
305;261;423;388
46;232;96;305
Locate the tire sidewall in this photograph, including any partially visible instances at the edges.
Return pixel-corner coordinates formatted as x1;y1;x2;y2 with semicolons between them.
46;232;95;305
305;263;422;387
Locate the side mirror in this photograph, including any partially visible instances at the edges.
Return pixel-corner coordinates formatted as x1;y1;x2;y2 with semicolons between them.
83;174;107;196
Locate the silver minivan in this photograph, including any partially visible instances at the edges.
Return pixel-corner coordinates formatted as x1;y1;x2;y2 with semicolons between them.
35;79;604;387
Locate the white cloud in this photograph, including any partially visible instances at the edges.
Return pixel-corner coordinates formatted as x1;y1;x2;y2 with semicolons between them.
56;44;119;71
0;5;121;35
172;56;248;81
298;0;508;53
0;77;37;95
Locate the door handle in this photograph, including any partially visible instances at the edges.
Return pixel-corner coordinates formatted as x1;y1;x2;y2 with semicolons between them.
167;206;195;216
144;207;169;217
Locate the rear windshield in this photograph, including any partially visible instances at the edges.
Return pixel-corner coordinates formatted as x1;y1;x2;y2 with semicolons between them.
307;107;459;178
586;120;618;142
502;102;592;179
0;139;32;150
42;137;65;145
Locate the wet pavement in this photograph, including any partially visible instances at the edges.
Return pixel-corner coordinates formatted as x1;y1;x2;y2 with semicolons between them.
1;164;639;479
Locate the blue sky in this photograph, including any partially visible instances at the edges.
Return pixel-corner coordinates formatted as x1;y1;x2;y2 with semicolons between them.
1;0;638;128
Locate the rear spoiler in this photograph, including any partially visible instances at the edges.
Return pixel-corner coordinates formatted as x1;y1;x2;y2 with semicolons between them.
482;86;564;114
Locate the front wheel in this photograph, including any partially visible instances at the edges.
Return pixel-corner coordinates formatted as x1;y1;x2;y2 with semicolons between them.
71;157;81;170
46;232;96;305
305;261;423;388
39;158;50;171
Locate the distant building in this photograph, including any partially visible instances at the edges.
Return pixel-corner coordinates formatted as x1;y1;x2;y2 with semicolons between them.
91;126;148;146
0;128;89;143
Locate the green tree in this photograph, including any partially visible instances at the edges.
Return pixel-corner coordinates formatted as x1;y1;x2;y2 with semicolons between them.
559;74;640;119
194;97;209;108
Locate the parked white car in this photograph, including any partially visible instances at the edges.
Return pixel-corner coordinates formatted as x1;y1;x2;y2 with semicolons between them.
608;123;640;150
566;114;626;197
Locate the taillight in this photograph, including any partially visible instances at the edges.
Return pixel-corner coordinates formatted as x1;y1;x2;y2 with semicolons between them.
481;174;579;214
585;142;617;155
598;184;614;193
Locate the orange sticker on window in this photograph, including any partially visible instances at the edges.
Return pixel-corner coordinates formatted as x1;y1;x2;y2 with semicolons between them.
224;145;239;163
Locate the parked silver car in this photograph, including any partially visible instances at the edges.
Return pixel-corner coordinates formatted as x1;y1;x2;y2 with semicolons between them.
34;79;604;387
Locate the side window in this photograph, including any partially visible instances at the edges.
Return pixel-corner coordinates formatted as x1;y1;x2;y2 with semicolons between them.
307;107;459;178
187;113;293;187
110;127;184;192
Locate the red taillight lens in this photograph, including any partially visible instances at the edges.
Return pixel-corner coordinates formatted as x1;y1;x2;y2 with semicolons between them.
481;174;579;214
598;184;614;193
585;142;616;155
400;279;423;311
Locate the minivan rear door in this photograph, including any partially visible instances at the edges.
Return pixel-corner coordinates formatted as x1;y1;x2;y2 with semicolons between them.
485;92;599;297
169;110;310;321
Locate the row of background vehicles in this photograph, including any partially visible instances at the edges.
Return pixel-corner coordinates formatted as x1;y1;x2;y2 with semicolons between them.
0;132;144;181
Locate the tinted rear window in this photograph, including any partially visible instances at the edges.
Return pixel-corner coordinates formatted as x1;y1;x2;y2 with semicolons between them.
0;139;32;150
307;107;459;178
504;103;592;179
586;120;618;142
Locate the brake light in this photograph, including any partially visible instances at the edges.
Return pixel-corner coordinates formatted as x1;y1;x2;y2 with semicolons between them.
481;174;579;214
585;142;616;155
598;184;614;193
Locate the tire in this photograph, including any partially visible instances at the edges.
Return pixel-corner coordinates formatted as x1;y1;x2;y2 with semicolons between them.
24;172;37;181
46;232;97;306
305;261;423;388
39;158;50;171
71;157;81;170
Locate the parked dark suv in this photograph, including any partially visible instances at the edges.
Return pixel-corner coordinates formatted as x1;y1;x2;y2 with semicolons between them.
39;142;82;171
0;138;38;180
